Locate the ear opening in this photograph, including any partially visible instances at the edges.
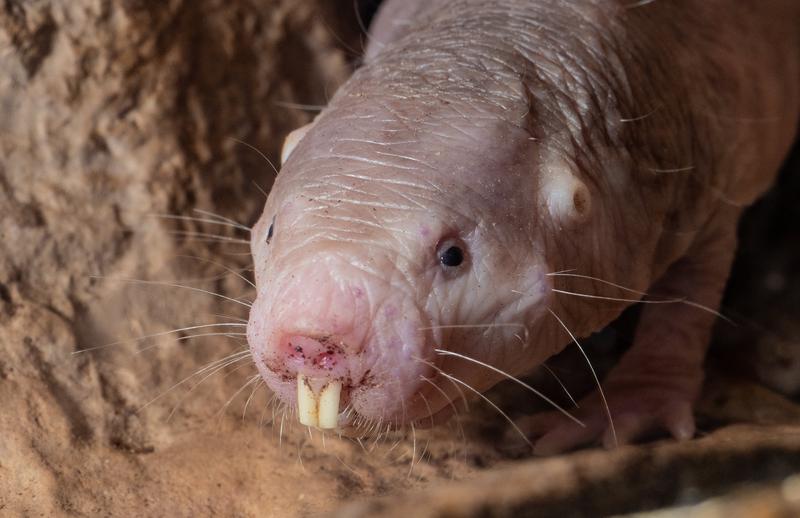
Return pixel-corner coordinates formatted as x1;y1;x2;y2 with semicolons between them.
542;162;593;226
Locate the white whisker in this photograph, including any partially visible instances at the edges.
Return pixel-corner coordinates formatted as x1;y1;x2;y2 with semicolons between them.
191;208;249;228
135;332;247;353
435;349;584;427
241;378;263;420
92;276;252;308
74;322;247;354
273;100;326;112
546;273;733;323
414;357;470;411
231;138;280;177
417;391;435;430
550;289;674;305
251;180;269;200
419;377;467;458
140;349;251;412
541;363;579;408
168;231;250;244
408;421;417;478
548;308;616;447
168;359;255;422
154;213;251;232
647;166;695;174
175;255;256;289
436;369;533;448
217;374;261;419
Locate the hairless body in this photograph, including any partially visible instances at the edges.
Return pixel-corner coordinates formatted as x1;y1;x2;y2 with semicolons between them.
247;0;800;453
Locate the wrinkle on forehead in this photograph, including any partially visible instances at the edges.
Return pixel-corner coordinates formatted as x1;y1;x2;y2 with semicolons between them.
296;99;532;194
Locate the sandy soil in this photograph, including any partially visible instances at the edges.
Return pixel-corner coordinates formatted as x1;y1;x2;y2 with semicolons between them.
1;1;799;516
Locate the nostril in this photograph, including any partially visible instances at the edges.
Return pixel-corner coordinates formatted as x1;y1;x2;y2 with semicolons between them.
283;334;348;377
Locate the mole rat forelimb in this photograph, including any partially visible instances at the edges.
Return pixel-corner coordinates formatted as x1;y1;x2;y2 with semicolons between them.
245;0;800;454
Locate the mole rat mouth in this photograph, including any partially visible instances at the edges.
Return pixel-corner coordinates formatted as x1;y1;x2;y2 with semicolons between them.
277;332;356;429
296;373;346;429
247;280;434;431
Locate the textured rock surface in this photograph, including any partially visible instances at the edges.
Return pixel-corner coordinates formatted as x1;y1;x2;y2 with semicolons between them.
336;425;800;518
1;1;799;516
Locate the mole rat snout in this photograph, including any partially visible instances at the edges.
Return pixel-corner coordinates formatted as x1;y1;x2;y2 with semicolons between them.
248;259;430;431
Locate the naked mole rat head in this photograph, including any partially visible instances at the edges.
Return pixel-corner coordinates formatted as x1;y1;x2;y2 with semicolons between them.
246;68;597;432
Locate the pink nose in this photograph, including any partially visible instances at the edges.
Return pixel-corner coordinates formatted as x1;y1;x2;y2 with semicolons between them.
281;334;350;379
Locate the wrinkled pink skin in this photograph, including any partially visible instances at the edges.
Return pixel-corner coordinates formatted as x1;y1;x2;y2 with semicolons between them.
248;0;800;452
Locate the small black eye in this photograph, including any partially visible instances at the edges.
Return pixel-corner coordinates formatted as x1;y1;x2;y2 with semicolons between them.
439;245;464;267
266;217;274;244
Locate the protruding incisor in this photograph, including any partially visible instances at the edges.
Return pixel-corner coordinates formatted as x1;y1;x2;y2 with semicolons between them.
297;374;318;427
295;374;342;429
317;381;342;429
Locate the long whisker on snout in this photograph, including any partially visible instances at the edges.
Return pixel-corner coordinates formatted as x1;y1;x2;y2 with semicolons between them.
418;376;468;463
135;332;247;354
90;276;253;308
417;358;533;449
414;357;533;448
73;322;247;354
413;357;470;412
139;348;253;412
541;363;580;409
174;255;256;289
548;308;617;448
434;349;584;428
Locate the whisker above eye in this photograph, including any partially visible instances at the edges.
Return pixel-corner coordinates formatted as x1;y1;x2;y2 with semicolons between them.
167;231;250;244
153;212;251;232
230;137;280;177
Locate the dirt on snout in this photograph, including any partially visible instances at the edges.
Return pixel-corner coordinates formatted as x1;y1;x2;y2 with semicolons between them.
1;1;800;516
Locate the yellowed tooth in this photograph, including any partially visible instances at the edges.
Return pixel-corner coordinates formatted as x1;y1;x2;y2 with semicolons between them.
297;374;318;427
317;381;342;429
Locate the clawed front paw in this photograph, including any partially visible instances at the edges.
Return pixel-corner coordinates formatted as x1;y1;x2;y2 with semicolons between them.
503;383;697;456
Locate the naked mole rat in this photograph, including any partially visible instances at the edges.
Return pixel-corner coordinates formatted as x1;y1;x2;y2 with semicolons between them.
246;0;800;453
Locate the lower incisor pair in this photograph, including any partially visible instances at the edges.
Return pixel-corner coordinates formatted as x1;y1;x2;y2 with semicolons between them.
296;374;342;429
